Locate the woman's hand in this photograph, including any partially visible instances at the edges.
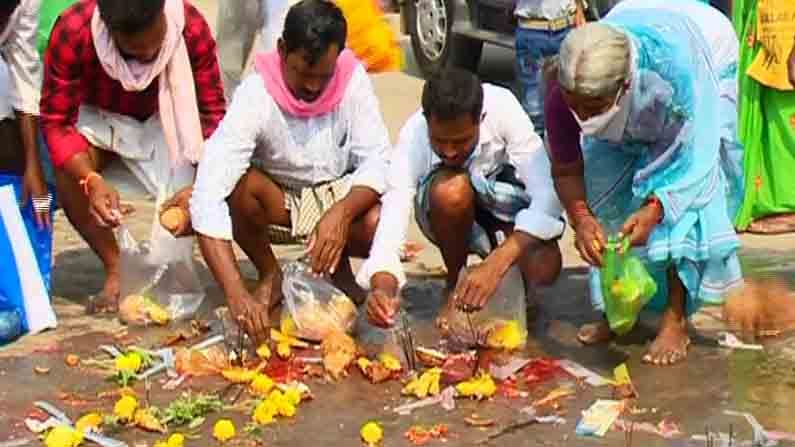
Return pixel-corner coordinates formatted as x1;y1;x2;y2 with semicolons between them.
573;214;607;267
620;200;663;247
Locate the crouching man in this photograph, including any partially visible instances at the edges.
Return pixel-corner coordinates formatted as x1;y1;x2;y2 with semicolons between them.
189;0;391;341
41;0;226;312
361;68;565;328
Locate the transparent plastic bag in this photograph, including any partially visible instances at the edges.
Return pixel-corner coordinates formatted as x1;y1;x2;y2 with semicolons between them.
600;236;657;335
117;223;205;326
281;261;358;341
441;265;528;351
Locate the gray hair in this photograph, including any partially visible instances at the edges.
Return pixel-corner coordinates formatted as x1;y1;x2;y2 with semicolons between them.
558;23;630;98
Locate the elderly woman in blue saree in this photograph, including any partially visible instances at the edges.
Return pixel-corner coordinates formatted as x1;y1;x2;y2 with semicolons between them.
543;0;744;365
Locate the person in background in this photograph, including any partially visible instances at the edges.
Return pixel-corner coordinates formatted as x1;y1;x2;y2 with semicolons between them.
216;0;401;99
363;68;564;329
189;0;391;342
0;0;58;343
0;0;50;229
733;0;795;233
215;0;294;98
545;0;743;365
514;0;586;136
40;0;226;313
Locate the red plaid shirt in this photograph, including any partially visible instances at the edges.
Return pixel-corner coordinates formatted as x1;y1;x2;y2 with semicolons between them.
41;0;226;167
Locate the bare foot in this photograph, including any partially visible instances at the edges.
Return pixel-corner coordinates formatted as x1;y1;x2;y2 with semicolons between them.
642;310;690;366
434;288;456;332
87;271;121;314
254;270;283;316
577;320;613;345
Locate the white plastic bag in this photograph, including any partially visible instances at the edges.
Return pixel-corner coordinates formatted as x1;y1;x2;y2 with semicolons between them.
281;261;358;341
440;265;528;351
117;223;205;326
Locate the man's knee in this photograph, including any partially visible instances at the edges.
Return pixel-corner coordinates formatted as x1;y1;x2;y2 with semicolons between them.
346;203;381;255
524;240;562;287
428;170;475;217
361;204;381;243
229;171;267;225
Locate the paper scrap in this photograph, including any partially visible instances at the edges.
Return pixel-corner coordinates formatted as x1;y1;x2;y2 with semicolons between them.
718;332;764;351
576;400;624;437
394;386;457;415
490;358;531;381
559;360;610;387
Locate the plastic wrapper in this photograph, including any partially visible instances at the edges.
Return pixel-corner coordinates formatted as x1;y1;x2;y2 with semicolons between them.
439;265;528;351
117;224;205;326
280;261;358;341
600;237;657;335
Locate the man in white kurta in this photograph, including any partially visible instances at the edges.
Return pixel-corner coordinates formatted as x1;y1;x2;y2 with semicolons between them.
191;0;390;342
360;68;565;329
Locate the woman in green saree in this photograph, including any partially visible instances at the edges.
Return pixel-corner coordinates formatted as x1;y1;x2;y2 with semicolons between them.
734;0;795;233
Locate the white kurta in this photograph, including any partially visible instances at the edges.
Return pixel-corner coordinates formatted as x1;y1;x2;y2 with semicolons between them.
0;0;42;119
190;66;392;241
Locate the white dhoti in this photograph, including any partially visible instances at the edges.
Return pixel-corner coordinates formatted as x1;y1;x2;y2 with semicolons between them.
76;107;196;263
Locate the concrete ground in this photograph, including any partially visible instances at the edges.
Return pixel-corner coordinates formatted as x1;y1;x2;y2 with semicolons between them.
1;3;795;446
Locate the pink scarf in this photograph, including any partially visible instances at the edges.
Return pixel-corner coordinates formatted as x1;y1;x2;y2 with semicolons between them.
254;49;359;118
91;0;203;166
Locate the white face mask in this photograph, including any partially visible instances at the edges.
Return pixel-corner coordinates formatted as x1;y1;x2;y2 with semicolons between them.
571;86;625;137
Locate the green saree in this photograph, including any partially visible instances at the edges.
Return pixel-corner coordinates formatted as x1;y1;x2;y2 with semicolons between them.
733;0;795;232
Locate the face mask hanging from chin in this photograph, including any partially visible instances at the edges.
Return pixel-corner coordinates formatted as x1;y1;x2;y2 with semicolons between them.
571;82;631;143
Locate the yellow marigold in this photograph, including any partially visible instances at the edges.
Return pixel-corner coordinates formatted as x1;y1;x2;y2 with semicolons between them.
276;341;291;359
283;386;302;406
486;320;526;351
74;412;102;433
377;353;402;372
252;399;278;425
113;395;138;422
276;399;296;418
256;344;272;360
167;434;185;447
455;372;497;400
154;433;184;447
360;421;383;446
45;425;84;447
250;373;275;396
213;419;236;442
402;368;442;398
221;367;257;384
281;317;296;336
115;352;143;373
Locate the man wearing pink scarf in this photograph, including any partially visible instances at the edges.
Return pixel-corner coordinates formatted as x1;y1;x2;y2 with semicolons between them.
40;0;225;312
189;0;391;342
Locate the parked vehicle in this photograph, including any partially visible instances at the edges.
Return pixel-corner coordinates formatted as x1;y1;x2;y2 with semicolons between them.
401;0;729;77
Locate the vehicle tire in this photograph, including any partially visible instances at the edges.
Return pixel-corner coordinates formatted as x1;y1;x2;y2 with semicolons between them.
407;0;484;77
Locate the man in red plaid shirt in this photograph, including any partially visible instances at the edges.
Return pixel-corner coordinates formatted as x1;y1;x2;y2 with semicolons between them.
40;0;225;312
